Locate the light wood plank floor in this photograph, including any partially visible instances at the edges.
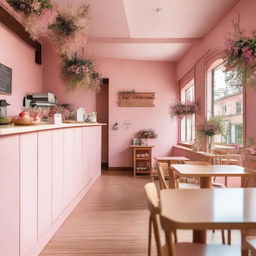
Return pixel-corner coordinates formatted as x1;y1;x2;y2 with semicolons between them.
40;171;241;256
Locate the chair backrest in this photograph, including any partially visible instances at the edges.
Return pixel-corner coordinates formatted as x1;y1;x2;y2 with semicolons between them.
157;163;169;190
213;149;241;165
144;183;162;256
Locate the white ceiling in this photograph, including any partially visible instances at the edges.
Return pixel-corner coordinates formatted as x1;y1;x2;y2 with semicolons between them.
57;0;239;61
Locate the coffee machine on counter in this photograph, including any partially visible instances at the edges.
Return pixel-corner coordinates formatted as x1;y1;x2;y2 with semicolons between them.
0;99;10;117
23;93;58;108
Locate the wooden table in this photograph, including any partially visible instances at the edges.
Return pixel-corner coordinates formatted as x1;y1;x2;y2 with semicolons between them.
154;156;190;163
171;164;255;188
160;188;256;254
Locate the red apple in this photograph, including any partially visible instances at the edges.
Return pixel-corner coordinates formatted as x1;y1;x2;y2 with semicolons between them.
19;111;30;118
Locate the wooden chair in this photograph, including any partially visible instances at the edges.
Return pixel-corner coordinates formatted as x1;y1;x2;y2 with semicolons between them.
144;182;179;256
245;237;256;256
157;162;199;190
213;149;241;186
160;213;241;256
144;182;164;256
157;163;169;190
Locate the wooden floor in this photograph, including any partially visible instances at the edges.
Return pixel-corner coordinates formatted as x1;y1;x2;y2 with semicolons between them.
40;171;241;256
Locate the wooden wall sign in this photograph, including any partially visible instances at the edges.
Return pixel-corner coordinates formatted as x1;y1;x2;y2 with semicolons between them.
0;63;12;95
118;92;155;107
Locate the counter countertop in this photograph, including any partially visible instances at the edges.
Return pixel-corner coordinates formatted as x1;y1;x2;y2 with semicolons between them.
0;122;105;136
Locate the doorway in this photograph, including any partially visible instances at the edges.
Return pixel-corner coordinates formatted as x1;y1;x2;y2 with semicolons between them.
96;78;109;170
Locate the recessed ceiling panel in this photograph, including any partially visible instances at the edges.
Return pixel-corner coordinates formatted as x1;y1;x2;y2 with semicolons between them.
55;0;130;37
85;43;192;61
123;0;238;38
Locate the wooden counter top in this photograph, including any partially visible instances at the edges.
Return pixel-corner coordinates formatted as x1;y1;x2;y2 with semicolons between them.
0;122;105;136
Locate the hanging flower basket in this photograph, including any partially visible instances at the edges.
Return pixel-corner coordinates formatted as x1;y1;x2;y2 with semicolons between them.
47;5;89;55
61;54;101;92
170;101;197;119
6;0;52;16
223;21;256;89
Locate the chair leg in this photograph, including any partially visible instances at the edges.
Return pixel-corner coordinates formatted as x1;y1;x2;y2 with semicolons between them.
221;230;226;244
148;215;152;256
225;177;228;187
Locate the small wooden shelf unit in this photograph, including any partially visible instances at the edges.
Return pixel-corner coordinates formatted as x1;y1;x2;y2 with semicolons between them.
130;145;153;176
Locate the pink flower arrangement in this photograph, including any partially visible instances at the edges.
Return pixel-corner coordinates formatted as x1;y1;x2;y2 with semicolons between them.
61;54;101;91
171;101;197;118
223;22;256;88
197;117;223;137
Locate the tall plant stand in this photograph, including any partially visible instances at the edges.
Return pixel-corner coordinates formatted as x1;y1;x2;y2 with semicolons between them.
129;145;154;176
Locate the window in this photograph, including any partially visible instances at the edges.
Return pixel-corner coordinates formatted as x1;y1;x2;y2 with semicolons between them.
236;101;242;114
180;82;195;144
208;63;243;145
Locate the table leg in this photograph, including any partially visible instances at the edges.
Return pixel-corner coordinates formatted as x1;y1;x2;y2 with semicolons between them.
193;230;207;244
200;177;212;188
192;177;212;243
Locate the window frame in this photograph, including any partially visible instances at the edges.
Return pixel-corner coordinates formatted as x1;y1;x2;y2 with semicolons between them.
179;80;195;146
206;60;245;146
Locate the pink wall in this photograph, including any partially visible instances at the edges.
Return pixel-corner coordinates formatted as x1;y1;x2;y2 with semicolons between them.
42;41;97;113
96;58;178;167
0;24;42;115
176;0;256;141
42;48;178;167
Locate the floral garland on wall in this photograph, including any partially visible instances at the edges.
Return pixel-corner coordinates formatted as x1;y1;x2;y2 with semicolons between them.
223;21;256;89
5;0;101;91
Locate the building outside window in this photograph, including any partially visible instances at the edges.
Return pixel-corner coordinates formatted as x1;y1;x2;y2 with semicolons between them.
210;64;243;145
180;82;195;144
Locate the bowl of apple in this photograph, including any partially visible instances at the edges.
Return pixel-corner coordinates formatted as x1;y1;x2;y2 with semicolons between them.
12;111;41;125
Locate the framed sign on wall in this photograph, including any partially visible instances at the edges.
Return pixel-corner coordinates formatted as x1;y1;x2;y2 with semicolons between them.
118;92;155;107
0;63;12;95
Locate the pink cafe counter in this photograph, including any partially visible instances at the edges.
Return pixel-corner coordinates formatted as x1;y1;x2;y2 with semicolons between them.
0;123;104;256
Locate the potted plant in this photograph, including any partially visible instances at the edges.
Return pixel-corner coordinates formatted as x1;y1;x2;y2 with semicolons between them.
223;21;256;89
197;116;224;153
136;129;158;146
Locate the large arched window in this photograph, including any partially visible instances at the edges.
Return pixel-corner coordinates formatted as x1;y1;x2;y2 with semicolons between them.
207;61;243;145
180;80;195;144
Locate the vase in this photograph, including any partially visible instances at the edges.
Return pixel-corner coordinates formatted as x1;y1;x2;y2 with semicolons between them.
207;136;214;153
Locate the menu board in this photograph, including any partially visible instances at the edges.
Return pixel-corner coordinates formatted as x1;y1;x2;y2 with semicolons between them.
0;63;12;95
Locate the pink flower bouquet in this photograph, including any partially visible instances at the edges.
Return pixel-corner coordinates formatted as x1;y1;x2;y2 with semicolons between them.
197;117;223;137
171;101;197;118
223;22;256;88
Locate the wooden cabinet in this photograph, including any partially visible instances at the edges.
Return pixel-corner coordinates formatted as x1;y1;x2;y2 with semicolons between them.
0;135;19;256
52;129;64;222
130;145;153;176
38;131;52;239
20;133;38;256
0;125;102;256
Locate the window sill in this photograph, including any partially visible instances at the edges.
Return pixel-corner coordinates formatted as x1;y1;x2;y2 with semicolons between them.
178;142;193;149
174;145;215;157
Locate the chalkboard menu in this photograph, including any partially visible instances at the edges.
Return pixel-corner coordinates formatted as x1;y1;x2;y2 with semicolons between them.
0;63;12;95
